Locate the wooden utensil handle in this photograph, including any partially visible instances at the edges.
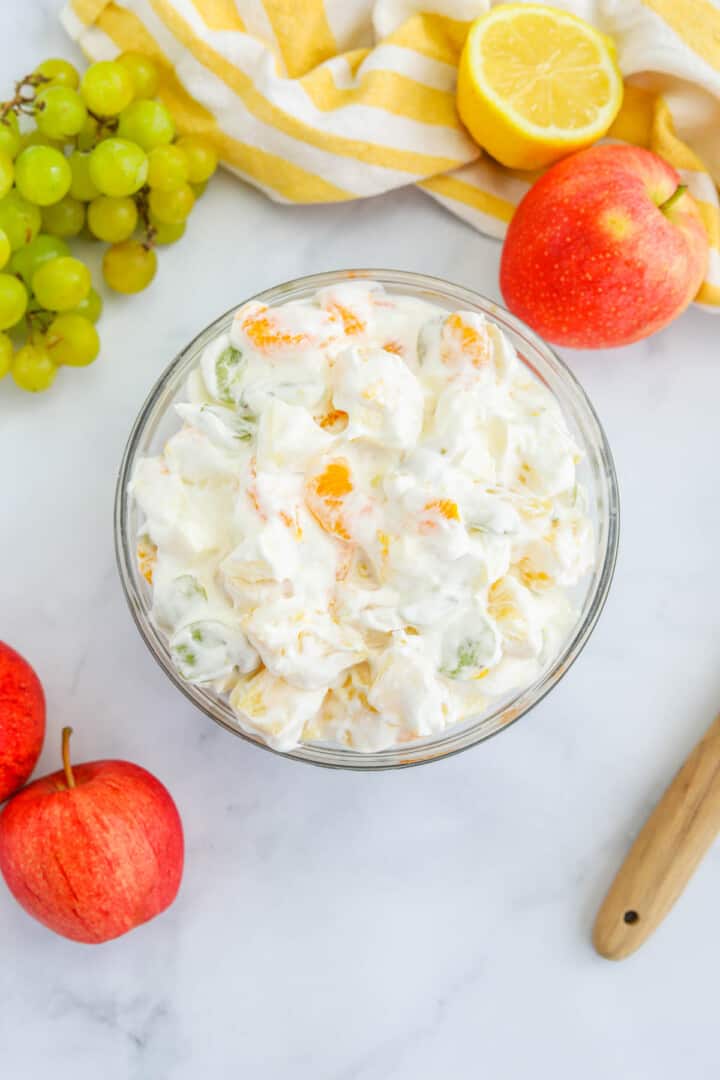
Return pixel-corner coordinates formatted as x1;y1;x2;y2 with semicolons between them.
593;713;720;960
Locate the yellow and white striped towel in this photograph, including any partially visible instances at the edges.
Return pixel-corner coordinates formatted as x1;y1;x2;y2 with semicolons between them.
62;0;720;310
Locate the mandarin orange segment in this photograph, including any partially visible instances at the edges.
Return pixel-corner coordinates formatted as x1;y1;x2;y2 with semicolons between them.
516;556;553;592
518;462;533;487
488;579;519;623
425;498;460;521
316;407;349;432
442;314;491;368
313;461;353;499
137;536;157;585
327;302;365;336
382;340;404;356
418;498;461;534
376;530;391;558
239;304;309;353
305;460;354;541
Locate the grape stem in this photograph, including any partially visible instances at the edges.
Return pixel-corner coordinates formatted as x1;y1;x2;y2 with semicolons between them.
25;306;54;343
134;186;157;250
0;72;50;121
86;108;119;141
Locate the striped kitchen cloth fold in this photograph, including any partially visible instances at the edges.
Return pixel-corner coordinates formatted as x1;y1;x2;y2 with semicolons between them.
62;0;720;310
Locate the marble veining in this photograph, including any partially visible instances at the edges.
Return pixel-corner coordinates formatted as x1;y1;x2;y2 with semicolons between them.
2;4;720;1077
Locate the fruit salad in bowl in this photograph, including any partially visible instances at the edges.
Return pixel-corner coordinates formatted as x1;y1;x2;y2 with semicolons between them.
115;270;618;769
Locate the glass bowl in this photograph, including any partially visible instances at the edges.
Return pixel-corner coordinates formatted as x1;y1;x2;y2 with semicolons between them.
115;269;619;770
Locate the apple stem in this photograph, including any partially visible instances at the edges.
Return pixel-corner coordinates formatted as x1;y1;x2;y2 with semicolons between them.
659;184;687;215
62;727;76;790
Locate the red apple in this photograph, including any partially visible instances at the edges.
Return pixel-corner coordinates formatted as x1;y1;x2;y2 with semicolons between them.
0;728;183;943
0;642;45;804
500;144;709;348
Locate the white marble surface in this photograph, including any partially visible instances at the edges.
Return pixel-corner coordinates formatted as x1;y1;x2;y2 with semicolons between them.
3;4;720;1077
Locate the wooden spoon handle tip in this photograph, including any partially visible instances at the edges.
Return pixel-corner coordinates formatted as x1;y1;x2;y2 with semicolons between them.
593;713;720;960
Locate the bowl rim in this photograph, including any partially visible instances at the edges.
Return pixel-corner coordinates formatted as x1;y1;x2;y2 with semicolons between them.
114;268;620;771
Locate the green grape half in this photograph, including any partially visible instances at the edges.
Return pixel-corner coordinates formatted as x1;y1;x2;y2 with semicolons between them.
0;331;12;378
70;286;102;323
87;195;137;242
0;273;28;330
149;182;194;224
117;99;175;151
35;86;87;140
103;240;157;293
14;146;72;206
0;227;10;269
0;190;42;249
41;196;85;238
46;313;100;366
117;53;159;100
69;151;100;201
81;61;134;116
150;214;186;245
0;110;21;160
32;256;91;311
147;144;188;192
176;136;218;183
0;151;13;200
12;344;56;392
89;138;148;197
10;233;69;286
35;59;80;90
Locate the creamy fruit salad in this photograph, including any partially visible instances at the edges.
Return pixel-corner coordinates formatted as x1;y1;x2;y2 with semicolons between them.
130;281;593;752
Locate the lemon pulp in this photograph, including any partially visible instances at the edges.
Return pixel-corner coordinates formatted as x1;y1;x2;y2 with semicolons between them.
457;4;623;170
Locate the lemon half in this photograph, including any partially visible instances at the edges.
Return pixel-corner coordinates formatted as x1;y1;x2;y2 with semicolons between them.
457;4;623;170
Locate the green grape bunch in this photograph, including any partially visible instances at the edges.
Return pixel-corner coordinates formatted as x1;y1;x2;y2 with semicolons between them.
0;54;218;393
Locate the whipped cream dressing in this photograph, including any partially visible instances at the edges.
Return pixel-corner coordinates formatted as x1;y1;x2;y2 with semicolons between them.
131;281;593;752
